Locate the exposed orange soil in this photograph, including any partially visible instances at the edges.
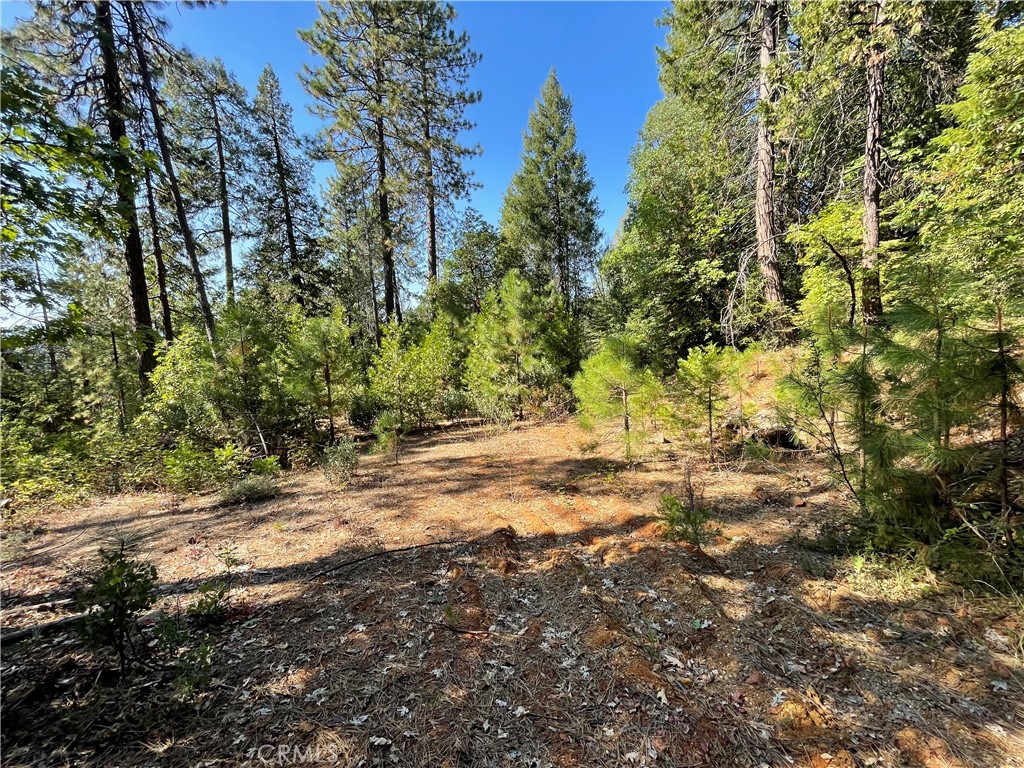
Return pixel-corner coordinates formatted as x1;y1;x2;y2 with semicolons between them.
2;420;1022;767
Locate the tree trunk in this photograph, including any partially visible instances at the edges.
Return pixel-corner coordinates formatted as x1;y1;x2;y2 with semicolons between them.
210;94;234;307
95;0;156;387
861;0;886;326
124;1;217;348
375;116;398;322
143;164;173;342
756;0;785;308
421;65;439;285
110;328;126;433
33;256;57;374
269;114;304;306
324;339;335;443
370;7;399;323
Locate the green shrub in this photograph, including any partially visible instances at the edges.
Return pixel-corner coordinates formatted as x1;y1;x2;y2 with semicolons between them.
250;455;281;476
164;441;246;492
322;436;359;485
373;410;402;464
348;391;384;430
219;475;279;505
175;640;214;699
657;479;720;552
77;539;157;673
187;580;230;627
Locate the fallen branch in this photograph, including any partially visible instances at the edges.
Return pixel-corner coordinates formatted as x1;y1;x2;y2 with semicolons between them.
310;538;470;579
1;614;82;646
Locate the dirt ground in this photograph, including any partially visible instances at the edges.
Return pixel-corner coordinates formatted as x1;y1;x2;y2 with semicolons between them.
2;420;1022;767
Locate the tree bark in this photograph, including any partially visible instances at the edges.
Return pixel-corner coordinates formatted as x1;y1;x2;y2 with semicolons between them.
143;164;173;342
95;0;156;386
756;0;785;308
371;6;399;322
33;256;57;374
269;113;305;306
421;62;439;285
210;94;234;307
125;1;217;348
862;0;886;326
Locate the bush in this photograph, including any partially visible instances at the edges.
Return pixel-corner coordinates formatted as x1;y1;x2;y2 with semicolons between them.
77;539;157;673
250;455;281;476
322;436;359;485
657;471;720;552
373;410;402;463
164;441;247;492
349;391;384;430
219;475;279;505
187;580;230;627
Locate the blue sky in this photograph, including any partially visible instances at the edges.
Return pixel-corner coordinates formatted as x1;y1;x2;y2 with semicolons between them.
3;1;669;240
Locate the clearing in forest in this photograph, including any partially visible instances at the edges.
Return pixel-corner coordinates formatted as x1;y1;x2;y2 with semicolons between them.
2;420;1022;767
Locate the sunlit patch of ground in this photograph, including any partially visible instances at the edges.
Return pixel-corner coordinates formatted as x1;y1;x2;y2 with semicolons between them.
2;419;1022;767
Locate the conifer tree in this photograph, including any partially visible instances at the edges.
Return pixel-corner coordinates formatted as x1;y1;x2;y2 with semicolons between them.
301;1;414;322
466;270;569;422
408;2;480;284
250;65;323;307
572;335;663;461
499;70;600;315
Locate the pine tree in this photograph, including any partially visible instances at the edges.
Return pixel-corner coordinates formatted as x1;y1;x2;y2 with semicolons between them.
408;2;480;284
499;70;600;315
249;65;323;307
301;1;416;322
572;335;663;461
466;270;568;422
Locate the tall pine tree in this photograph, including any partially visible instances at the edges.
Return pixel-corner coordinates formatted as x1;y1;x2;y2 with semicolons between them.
499;70;600;316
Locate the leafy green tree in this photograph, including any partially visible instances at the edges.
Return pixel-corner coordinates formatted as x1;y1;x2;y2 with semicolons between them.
572;335;664;461
301;1;416;322
499;70;600;315
433;208;501;321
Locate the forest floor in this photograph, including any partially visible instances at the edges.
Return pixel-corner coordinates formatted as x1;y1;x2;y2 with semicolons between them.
2;420;1023;768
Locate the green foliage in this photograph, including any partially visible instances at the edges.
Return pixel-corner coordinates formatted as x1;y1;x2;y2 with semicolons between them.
657;484;720;553
499;70;600;313
373;410;402;464
174;640;215;699
186;580;230;627
572;335;663;461
675;344;736;460
219;475;279;506
164;441;246;493
368;317;462;430
321;436;359;485
77;540;158;673
466;270;571;422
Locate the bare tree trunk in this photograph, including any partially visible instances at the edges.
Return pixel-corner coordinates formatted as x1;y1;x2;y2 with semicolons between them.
125;1;216;349
33;256;57;374
375;115;399;322
210;95;234;307
110;328;126;433
422;67;439;285
756;0;785;308
370;6;399;323
324;338;335;443
269;115;304;306
143;164;173;342
95;0;156;387
862;0;886;326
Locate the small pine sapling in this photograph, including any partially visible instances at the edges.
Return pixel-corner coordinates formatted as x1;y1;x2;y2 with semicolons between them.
572;335;663;461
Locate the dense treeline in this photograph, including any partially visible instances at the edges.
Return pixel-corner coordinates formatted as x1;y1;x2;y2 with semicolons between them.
2;1;1021;584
